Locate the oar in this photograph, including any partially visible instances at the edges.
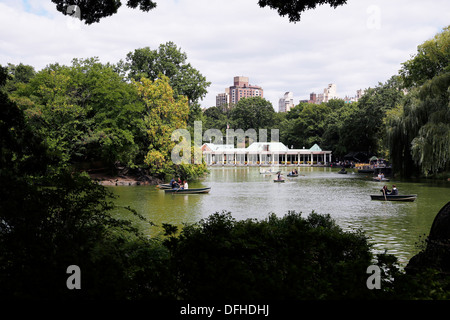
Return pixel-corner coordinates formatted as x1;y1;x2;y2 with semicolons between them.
382;188;387;201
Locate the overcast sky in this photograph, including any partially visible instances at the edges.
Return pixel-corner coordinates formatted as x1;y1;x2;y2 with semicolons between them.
1;0;449;110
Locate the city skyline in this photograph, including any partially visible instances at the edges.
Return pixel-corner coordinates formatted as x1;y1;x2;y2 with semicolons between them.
216;79;364;112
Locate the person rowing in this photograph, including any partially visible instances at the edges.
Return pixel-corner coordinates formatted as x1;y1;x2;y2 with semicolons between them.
380;185;390;197
277;172;283;181
390;185;398;195
380;185;399;195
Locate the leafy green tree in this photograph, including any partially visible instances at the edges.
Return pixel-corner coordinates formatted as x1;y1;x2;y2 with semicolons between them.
322;100;359;157
386;73;450;176
1;65;170;299
280;102;330;149
230;96;276;132
51;0;157;24
386;26;450;177
165;210;396;299
4;63;36;94
400;26;450;88
11;58;145;169
124;42;211;106
134;74;207;179
203;106;229;134
50;0;348;24
257;0;347;22
352;76;404;155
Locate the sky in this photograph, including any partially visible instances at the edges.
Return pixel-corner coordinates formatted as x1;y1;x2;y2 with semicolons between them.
0;0;449;110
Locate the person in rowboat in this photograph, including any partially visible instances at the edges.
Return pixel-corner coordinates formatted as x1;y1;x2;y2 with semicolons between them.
390;185;398;195
381;185;391;195
170;177;180;189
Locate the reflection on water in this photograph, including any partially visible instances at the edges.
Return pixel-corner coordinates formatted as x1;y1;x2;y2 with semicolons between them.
110;167;450;266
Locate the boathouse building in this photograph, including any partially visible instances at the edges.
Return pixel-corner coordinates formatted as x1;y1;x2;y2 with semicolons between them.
201;142;332;166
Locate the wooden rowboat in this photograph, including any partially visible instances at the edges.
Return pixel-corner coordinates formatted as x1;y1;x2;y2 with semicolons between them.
373;177;390;182
370;194;417;202
274;179;285;183
156;183;172;189
164;187;211;194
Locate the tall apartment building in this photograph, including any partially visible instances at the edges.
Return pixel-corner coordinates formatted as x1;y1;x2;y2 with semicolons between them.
216;76;264;109
216;89;229;110
278;92;294;112
229;76;263;105
303;84;337;104
344;89;366;103
323;83;337;102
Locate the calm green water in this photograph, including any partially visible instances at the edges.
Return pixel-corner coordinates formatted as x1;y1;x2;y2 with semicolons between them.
110;167;450;266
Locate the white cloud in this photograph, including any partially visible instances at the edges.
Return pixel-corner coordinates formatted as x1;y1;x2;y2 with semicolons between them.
0;0;449;110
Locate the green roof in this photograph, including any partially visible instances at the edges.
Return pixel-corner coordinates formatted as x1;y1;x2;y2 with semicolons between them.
309;144;322;151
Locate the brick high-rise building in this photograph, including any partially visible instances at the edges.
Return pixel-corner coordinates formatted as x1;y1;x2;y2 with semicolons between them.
228;76;263;105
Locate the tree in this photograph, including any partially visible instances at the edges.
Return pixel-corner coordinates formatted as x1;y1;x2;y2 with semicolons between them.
203;106;229;134
257;0;347;22
165;211;397;299
1;64;171;299
124;42;211;106
51;0;157;24
280;102;330;149
387;26;450;177
10;58;145;169
400;26;450;88
229;97;276;132
386;73;450;176
50;0;347;24
352;76;404;155
134;75;190;177
322;100;359;157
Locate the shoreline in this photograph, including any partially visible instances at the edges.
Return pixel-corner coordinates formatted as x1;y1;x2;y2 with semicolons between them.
88;172;164;186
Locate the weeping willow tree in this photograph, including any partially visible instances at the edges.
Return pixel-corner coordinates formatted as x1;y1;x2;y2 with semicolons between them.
410;73;450;175
386;26;450;177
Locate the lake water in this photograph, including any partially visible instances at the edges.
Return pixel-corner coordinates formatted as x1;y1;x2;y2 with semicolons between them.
110;166;450;266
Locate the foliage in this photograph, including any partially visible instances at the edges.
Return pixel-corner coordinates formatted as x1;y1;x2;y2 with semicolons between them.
124;42;211;106
0;70;167;299
352;76;404;156
165;210;395;300
10;58;146;169
229;97;277;142
134;75;206;179
257;0;348;22
1;80;447;299
280;102;331;149
51;0;157;24
400;26;450;88
202;106;230;134
386;26;450;177
322;100;359;156
50;0;348;24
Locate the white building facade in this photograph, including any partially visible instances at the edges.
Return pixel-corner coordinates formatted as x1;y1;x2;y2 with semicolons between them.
201;142;332;166
278;92;294;112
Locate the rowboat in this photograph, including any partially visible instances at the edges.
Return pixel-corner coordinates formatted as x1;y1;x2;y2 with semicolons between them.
156;183;172;189
370;194;417;202
287;174;298;177
274;179;285;183
373;177;390;182
164;187;211;194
